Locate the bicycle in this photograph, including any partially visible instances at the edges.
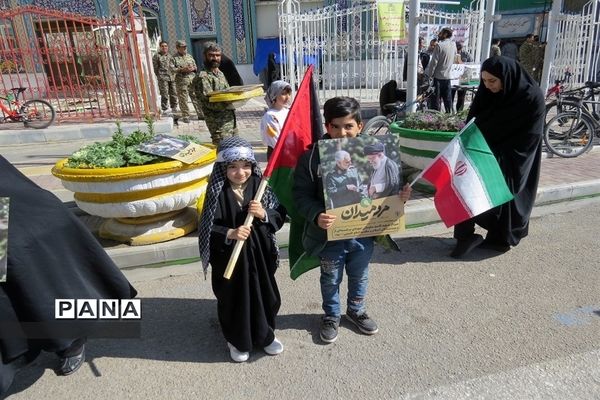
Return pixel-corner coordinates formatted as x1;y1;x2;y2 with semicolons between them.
544;81;600;157
543;70;592;123
0;87;56;129
362;85;436;136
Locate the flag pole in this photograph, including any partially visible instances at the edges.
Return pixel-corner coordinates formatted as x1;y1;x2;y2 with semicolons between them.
223;178;269;279
408;118;476;188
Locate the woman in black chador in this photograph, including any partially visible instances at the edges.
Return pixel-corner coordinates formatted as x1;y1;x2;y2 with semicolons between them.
198;137;286;362
0;156;136;397
451;56;545;258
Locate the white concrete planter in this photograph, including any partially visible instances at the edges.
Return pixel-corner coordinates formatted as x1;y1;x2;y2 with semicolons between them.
52;150;216;245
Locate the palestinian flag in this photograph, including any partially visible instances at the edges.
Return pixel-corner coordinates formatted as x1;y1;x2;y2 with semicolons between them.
421;121;514;228
263;65;323;279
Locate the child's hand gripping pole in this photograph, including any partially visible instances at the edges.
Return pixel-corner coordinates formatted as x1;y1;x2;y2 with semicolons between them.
223;179;269;279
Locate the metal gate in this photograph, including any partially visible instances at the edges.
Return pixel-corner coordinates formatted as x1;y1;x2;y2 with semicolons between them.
0;5;158;122
549;0;600;87
278;0;483;103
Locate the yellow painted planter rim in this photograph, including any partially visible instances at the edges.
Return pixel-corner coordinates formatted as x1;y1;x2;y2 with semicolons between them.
74;177;208;203
52;147;216;182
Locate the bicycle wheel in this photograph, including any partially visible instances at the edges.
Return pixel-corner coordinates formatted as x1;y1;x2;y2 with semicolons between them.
544;111;595;157
362;116;391;136
20;99;56;129
544;97;584;123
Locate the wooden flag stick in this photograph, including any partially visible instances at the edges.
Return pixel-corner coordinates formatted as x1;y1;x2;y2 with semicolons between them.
223;179;269;279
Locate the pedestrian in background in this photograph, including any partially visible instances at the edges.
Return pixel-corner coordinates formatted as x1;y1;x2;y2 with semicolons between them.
452;41;473;112
501;39;519;60
198;137;286;363
425;27;456;113
292;96;412;344
260;80;291;160
171;40;201;123
519;34;537;80
451;56;544;258
152;41;178;114
195;42;237;145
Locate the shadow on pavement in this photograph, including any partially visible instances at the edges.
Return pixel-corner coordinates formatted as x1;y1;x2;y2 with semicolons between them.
372;235;507;264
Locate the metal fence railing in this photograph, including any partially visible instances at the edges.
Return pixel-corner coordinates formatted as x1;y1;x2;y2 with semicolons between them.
278;0;483;104
0;5;158;122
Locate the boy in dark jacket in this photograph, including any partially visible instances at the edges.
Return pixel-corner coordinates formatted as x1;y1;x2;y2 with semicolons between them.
292;97;411;344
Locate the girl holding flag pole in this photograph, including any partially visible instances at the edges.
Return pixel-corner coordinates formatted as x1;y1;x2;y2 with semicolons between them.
198;137;287;362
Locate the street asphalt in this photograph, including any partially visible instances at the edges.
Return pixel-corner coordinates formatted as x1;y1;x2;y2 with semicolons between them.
2;100;600;399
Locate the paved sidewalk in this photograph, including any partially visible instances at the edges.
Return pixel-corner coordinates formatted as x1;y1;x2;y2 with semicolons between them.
3;98;600;270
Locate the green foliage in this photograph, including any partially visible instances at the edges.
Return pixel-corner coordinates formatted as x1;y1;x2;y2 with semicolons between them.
65;120;204;168
399;110;469;132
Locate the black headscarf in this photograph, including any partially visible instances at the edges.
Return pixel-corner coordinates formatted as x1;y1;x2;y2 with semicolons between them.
468;56;545;152
219;54;244;86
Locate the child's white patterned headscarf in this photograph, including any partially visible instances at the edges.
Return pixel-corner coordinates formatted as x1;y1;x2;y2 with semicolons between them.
264;80;291;108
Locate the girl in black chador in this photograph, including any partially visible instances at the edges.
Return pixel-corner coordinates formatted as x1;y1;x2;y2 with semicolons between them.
198;137;286;362
451;56;545;258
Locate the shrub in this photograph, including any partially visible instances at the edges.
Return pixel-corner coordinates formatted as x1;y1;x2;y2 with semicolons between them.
399;109;469;132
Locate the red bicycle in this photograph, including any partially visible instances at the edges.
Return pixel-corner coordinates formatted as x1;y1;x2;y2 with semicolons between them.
0;87;55;129
544;70;582;123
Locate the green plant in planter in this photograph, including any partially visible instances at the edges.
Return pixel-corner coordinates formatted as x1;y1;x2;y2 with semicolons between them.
65;118;202;169
399;109;469;132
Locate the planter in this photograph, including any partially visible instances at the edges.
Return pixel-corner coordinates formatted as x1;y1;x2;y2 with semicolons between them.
390;122;457;193
390;122;457;170
52;149;216;245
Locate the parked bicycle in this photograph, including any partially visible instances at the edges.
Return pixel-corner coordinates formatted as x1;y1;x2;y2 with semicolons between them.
362;85;436;136
543;70;591;123
0;87;56;129
544;81;600;157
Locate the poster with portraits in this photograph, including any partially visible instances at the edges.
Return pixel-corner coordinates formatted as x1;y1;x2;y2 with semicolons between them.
137;134;212;164
0;197;8;282
318;135;405;241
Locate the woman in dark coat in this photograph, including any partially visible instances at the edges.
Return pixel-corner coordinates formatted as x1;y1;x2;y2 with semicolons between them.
198;137;286;362
451;56;545;258
0;157;137;396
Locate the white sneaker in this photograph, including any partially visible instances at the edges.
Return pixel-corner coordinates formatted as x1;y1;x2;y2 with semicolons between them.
263;337;284;355
227;342;249;362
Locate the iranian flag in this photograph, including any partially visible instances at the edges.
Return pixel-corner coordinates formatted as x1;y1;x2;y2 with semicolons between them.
264;65;323;280
420;120;513;228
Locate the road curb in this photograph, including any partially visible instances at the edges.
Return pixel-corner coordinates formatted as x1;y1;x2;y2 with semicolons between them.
106;178;600;271
0;119;174;146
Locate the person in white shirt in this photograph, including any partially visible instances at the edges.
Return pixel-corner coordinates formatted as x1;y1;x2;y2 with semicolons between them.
425;27;456;113
260;81;292;160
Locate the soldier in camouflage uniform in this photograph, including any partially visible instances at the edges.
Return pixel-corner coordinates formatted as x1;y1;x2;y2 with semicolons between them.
153;41;177;113
519;34;537;82
171;40;202;123
194;42;236;145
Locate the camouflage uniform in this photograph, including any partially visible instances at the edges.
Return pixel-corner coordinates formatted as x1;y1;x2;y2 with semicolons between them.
171;52;202;119
152;51;177;111
519;41;537;81
194;67;236;145
533;42;546;83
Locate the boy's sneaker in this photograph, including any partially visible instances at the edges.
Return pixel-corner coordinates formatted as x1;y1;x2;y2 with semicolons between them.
320;316;339;343
345;310;378;335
